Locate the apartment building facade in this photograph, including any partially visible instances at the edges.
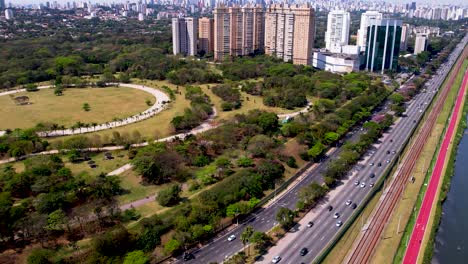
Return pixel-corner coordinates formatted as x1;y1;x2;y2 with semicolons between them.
264;4;315;65
172;17;198;56
214;4;264;61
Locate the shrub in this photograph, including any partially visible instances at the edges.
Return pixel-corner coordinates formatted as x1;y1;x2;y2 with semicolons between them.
25;84;39;92
286;156;298;168
237;156;254;167
156;184;181;207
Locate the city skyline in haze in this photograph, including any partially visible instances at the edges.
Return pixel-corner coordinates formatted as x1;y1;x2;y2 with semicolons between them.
4;0;468;6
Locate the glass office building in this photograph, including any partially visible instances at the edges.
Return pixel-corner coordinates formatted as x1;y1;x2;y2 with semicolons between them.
365;19;402;73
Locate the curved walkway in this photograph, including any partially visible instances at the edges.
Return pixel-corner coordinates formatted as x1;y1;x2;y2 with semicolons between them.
0;83;170;137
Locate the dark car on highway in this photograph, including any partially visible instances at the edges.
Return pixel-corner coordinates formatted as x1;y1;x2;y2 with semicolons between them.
300;247;308;256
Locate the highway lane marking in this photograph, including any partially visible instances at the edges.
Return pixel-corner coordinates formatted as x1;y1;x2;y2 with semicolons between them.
320;236;325;241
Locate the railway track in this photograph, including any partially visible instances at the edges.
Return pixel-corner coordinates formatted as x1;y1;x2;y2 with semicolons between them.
344;44;468;264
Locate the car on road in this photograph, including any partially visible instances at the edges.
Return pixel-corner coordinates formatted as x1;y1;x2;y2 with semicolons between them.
392;150;396;154
386;150;390;154
336;220;343;227
386;159;390;163
183;252;194;261
360;182;366;188
272;256;281;263
377;162;382;167
370;183;374;187
370;173;375;178
354;180;360;186
333;212;340;219
307;221;314;228
351;203;357;209
369;162;374;166
327;205;333;211
300;247;308;256
228;235;236;241
390;139;393;142
346;200;352;206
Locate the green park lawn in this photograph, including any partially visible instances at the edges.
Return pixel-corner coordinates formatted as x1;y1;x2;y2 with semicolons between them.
200;84;300;121
0;86;151;130
47;80;191;144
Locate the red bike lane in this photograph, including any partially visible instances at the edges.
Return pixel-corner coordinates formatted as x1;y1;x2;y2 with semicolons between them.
403;69;468;264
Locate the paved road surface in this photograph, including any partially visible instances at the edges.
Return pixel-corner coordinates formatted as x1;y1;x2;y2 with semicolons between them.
403;69;468;264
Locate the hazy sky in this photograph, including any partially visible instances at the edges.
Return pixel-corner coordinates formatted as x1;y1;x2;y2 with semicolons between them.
7;0;468;6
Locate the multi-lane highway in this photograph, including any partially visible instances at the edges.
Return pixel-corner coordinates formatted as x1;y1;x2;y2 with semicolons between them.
174;36;467;264
262;36;467;264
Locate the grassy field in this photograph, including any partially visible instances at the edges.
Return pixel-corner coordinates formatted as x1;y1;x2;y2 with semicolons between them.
1;150;130;178
64;150;130;178
0;86;151;130
373;58;468;264
116;169;163;204
199;84;300;121
47;80;192;144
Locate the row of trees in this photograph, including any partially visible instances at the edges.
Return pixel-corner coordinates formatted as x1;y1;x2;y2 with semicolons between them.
323;115;394;186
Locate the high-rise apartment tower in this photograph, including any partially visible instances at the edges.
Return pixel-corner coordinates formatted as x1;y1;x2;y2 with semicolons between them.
172;17;198;56
198;17;214;54
325;10;350;51
264;4;315;65
213;4;264;61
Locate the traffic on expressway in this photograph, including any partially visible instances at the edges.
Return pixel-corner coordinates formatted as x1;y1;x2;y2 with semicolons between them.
259;36;467;264
174;36;468;264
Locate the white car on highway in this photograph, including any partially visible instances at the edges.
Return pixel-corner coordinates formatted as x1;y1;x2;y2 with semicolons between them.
228;235;236;241
272;256;281;263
